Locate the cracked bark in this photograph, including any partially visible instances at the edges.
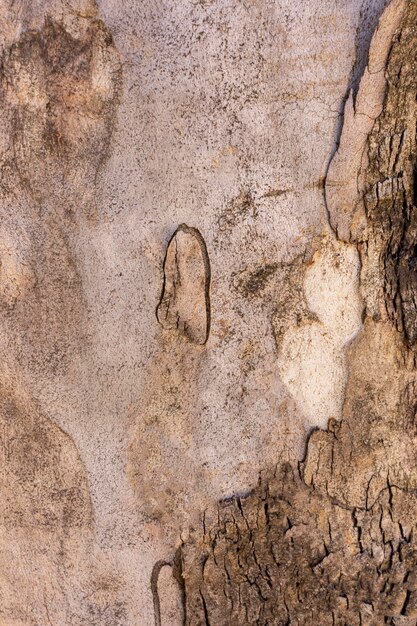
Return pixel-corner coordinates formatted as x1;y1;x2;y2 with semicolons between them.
179;2;417;624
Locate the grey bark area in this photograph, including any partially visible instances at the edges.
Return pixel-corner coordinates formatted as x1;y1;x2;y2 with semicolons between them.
179;2;417;625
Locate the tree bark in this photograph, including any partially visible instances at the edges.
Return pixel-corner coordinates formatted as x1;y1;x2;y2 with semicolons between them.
1;1;413;625
180;1;417;624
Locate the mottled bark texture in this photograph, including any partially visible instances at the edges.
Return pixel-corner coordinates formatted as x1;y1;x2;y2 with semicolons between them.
179;2;417;624
0;5;124;625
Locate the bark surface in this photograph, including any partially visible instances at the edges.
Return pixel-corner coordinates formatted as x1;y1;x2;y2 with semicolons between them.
0;0;409;625
179;2;417;624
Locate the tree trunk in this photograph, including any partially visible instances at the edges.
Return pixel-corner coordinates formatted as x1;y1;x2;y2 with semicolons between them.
1;1;415;625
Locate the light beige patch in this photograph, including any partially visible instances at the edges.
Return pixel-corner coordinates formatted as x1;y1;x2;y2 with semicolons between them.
278;234;363;427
